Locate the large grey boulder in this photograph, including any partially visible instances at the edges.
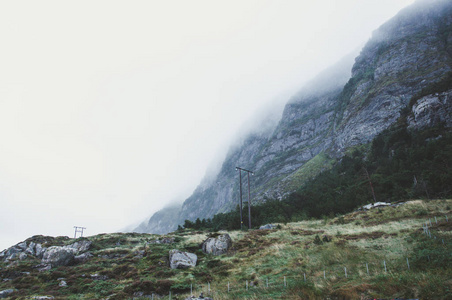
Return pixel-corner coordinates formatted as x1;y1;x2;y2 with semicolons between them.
169;250;197;269
42;246;75;267
202;234;232;256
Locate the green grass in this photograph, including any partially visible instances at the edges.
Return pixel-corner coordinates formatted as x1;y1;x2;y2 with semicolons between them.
0;199;450;299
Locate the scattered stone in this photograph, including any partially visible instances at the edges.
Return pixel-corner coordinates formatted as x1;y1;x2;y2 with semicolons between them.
169;249;197;269
202;234;232;256
38;265;52;272
259;224;277;230
0;289;14;299
150;237;175;244
42;246;75;267
59;280;67;287
19;252;28;261
184;292;213;300
30;296;54;299
91;273;109;281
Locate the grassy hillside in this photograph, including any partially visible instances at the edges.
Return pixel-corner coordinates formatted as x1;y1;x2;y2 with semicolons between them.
1;199;450;299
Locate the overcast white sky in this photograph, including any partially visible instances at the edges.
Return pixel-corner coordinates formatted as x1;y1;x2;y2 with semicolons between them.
0;0;415;251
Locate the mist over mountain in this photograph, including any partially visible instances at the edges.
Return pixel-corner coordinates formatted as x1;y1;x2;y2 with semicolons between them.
135;0;452;234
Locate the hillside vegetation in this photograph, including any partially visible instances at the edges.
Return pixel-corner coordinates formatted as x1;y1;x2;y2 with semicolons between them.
1;199;450;299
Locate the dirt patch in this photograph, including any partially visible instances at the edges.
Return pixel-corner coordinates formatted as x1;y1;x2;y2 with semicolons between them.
290;229;325;236
342;231;386;240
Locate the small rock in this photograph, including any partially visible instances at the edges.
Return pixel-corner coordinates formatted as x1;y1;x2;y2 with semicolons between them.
150;237;175;244
19;252;28;261
38;265;52;272
91;273;108;281
259;224;277;230
59;280;67;287
31;296;54;299
0;289;14;299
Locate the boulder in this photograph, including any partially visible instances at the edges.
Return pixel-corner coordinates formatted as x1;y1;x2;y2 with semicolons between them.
259;224;277;230
0;289;14;299
169;250;197;269
42;246;75;267
202;234;232;256
65;240;91;254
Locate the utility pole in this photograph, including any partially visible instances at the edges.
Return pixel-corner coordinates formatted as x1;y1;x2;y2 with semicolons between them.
236;167;254;229
74;226;86;239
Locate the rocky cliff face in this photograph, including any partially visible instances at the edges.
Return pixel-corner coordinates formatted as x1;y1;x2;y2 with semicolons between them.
136;0;452;234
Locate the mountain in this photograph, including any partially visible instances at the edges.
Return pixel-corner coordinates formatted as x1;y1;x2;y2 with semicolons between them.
136;0;452;234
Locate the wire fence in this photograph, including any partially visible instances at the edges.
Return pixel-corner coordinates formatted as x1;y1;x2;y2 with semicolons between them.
148;214;449;299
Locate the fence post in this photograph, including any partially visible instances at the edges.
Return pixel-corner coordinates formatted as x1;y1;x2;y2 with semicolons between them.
228;282;230;293
169;291;171;300
284;276;286;287
366;263;369;275
304;273;306;282
345;267;347;278
324;270;326;280
435;216;438;224
446;215;448;222
208;282;210;293
406;258;410;270
384;260;387;273
429;218;432;226
266;278;268;288
246;280;248;291
190;284;192;296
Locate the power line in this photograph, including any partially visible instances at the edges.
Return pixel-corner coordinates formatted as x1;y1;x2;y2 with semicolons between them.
236;167;254;229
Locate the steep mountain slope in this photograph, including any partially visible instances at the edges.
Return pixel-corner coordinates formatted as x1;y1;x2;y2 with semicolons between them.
137;0;452;234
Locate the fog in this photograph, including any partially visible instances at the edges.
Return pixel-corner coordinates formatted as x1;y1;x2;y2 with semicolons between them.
0;0;414;251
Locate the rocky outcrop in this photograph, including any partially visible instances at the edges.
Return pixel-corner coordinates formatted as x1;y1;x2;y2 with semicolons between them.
408;90;452;129
168;250;197;269
202;234;232;256
1;238;92;268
